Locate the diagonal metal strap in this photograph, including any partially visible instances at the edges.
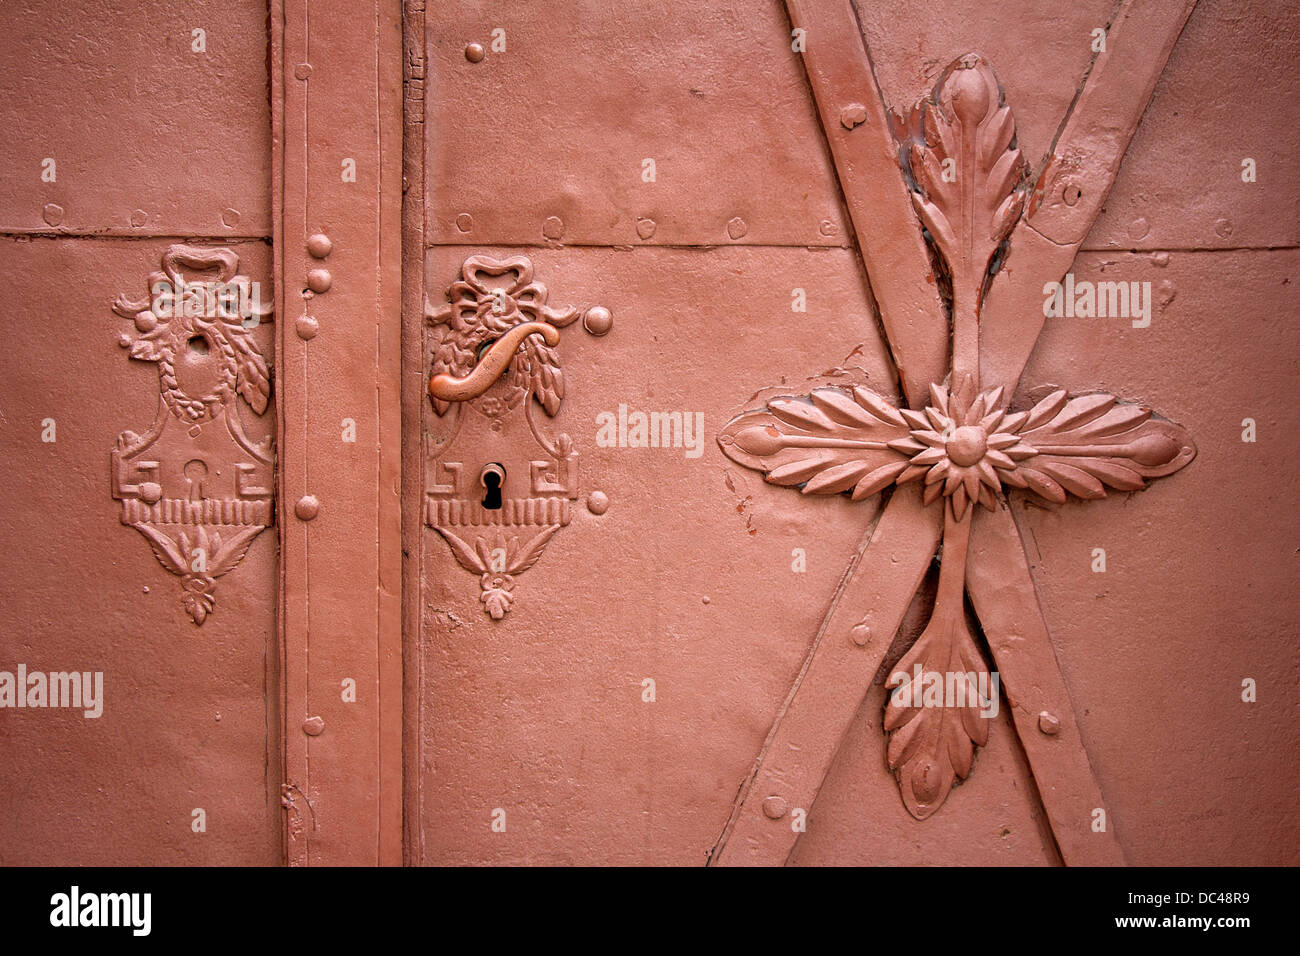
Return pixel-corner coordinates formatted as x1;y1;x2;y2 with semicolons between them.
710;486;941;866
966;503;1126;865
979;0;1199;394
786;0;948;407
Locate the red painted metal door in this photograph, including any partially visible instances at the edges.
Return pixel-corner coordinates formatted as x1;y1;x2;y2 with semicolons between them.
2;0;1297;868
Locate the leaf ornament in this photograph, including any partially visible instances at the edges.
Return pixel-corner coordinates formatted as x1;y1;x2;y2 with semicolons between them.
717;385;913;501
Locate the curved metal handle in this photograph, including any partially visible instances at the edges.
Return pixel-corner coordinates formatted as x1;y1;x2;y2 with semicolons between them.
428;321;560;403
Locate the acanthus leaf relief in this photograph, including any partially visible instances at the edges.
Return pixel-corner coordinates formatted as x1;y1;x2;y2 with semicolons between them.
718;55;1196;821
111;245;274;625
425;256;611;619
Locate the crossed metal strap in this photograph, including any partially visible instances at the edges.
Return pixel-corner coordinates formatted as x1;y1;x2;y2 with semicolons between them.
710;0;1199;866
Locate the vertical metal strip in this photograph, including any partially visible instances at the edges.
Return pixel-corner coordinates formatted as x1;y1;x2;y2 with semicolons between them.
277;0;403;866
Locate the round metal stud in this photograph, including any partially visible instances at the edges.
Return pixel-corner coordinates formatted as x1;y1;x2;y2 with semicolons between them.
306;269;332;293
306;233;333;258
583;306;613;336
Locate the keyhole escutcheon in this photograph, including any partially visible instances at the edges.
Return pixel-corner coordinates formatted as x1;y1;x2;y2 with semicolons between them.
480;463;506;510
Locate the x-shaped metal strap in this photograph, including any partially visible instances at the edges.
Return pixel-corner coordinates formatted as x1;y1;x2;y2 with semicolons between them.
710;0;1198;866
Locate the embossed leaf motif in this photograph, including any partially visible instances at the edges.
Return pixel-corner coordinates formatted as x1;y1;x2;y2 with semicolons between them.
224;323;271;415
435;526;562;619
131;522;264;625
717;386;913;500
884;607;992;820
908;55;1028;311
1010;389;1196;504
523;334;564;417
437;527;488;574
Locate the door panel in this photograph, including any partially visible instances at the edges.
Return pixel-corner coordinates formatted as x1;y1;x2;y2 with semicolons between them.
415;245;898;864
0;1;279;866
410;0;1300;866
0;0;273;237
423;0;848;248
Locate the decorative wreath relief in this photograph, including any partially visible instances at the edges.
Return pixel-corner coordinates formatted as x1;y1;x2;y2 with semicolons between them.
719;54;1196;820
111;245;274;625
426;255;582;418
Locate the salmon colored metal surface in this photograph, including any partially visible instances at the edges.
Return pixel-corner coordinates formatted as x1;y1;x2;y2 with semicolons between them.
1;0;1298;870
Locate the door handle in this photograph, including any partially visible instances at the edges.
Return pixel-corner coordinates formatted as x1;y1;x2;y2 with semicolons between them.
427;320;560;403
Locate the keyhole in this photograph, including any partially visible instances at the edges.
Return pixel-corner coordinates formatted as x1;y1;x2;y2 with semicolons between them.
481;463;505;510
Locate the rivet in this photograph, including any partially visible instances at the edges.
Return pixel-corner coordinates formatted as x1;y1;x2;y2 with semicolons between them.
455;213;473;233
1158;278;1176;309
221;207;240;228
302;716;325;736
1128;217;1149;240
42;203;64;227
465;42;485;63
850;623;871;646
307;268;332;293
583;306;613;336
701;596;710;605
295;315;319;340
726;216;748;240
306;233;333;258
636;217;656;240
139;482;162;505
840;103;868;129
294;62;313;80
130;208;148;228
1151;251;1171;268
819;219;837;237
295;495;320;521
1214;218;1233;239
543;216;564;240
587;491;610;515
1062;183;1082;206
1038;711;1061;735
762;795;788;819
